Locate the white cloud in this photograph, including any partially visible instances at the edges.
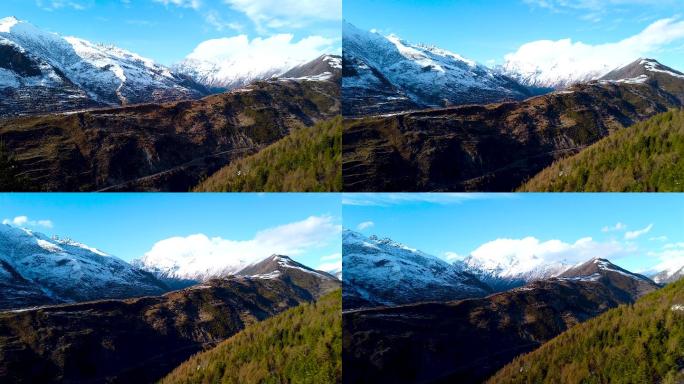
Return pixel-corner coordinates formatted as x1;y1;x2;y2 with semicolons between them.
523;0;676;12
342;193;514;207
141;215;341;276
356;221;374;231
185;33;334;77
469;236;629;272
648;242;684;275
2;215;53;229
320;252;341;261
650;236;669;242
35;0;91;10
223;0;341;31
504;18;684;82
317;252;341;274
625;223;654;240
602;222;627;232
205;10;243;32
443;251;464;262
153;0;201;9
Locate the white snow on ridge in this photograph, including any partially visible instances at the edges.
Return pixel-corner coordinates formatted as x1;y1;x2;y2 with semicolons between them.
0;224;166;304
0;17;203;108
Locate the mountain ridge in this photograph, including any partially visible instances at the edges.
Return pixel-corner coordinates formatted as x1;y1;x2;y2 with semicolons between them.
343;258;659;383
0;224;170;310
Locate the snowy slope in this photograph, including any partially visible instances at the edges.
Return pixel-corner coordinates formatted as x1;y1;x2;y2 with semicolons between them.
652;263;684;284
462;250;572;290
238;254;338;282
499;52;680;90
0;224;168;309
0;16;207;116
343;230;490;308
499;53;614;90
342;21;533;116
280;54;341;81
172;49;333;91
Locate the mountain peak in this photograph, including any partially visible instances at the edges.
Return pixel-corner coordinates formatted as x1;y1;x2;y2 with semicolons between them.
599;57;684;83
559;258;656;287
0;16;20;32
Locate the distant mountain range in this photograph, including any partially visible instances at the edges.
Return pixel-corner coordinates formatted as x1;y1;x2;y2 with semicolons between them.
342;23;684;118
0;224;339;311
342;231;665;383
342;230;490;309
342;230;680;311
0;224;169;310
0;16;339;117
342;22;534;117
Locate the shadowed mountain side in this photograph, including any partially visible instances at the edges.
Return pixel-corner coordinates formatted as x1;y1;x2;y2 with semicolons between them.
488;277;684;384
343;60;684;192
0;265;341;383
0;79;339;192
342;259;658;384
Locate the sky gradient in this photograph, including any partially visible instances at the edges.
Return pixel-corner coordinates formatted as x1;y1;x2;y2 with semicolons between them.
343;193;684;274
0;193;342;271
345;0;684;70
3;0;341;65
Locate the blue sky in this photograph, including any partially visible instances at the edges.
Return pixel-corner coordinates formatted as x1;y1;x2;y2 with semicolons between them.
345;0;684;70
0;193;342;270
343;193;684;274
4;0;341;65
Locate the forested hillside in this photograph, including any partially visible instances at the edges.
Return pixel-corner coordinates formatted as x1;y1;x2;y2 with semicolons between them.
488;278;684;383
520;109;684;192
195;116;342;192
161;290;342;384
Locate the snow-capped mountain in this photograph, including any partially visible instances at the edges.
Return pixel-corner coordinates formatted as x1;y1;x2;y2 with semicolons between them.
342;21;533;116
652;263;684;284
462;250;573;290
500;53;684;90
280;54;342;82
134;245;250;282
499;53;614;90
0;224;169;310
238;254;338;281
0;16;208;116
558;258;658;298
343;230;490;309
173;49;337;91
135;247;335;284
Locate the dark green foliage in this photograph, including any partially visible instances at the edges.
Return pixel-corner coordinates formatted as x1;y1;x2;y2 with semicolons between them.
488;278;684;384
520;109;684;191
161;290;342;384
194;116;342;192
0;141;31;191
